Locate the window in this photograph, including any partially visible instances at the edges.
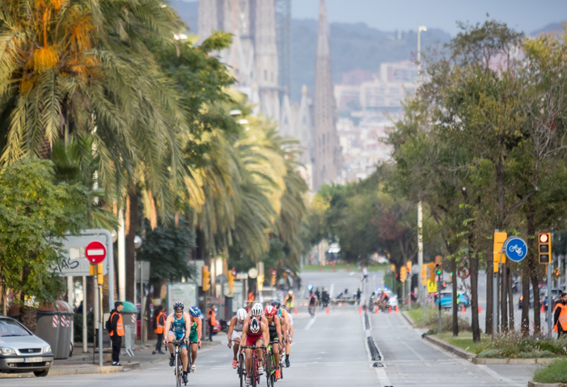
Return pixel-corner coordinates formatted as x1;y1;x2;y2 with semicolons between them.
0;319;32;337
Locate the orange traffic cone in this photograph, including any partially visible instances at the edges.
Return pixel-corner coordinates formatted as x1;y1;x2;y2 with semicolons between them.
358;306;362;314
388;306;392;314
338;302;342;307
395;306;399;314
326;306;330;314
541;304;545;313
374;306;378;313
478;306;482;313
462;305;466;313
295;307;298;315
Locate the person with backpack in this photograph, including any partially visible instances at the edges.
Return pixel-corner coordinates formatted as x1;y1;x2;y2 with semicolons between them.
107;302;124;366
152;305;166;355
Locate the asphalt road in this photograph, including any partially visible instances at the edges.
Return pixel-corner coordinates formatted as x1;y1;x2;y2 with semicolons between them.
0;270;537;387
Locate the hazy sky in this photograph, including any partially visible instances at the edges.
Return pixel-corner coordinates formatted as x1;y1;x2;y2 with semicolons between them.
185;0;566;35
292;0;566;35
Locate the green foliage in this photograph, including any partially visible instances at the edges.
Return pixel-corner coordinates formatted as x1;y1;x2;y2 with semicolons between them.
0;158;87;304
533;359;567;383
477;333;567;359
138;219;196;286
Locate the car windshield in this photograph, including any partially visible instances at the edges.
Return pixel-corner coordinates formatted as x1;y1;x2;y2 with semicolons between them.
0;319;32;337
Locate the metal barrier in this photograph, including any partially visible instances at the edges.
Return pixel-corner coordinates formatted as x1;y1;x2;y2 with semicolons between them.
124;325;135;357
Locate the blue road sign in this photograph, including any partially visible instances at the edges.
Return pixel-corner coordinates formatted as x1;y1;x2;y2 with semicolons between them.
504;236;528;262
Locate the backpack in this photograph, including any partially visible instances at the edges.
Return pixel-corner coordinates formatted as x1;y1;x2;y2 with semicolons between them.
105;313;113;333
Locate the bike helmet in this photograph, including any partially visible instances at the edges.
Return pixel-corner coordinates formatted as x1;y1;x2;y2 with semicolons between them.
236;308;247;322
251;302;263;317
173;302;185;311
264;305;277;317
271;299;281;309
189;306;201;317
288;290;293;295
250;317;260;334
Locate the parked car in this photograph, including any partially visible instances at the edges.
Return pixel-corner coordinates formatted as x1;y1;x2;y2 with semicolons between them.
0;315;54;377
436;291;470;310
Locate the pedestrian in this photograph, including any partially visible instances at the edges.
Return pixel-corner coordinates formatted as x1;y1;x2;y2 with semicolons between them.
108;301;124;366
553;292;567;339
362;266;368;282
297;276;302;291
356;288;361;305
207;304;217;342
152;305;166;355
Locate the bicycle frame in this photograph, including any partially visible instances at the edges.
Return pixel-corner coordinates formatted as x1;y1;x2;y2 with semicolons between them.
241;345;266;387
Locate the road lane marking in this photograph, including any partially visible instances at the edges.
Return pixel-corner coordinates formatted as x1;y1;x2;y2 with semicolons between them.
304;316;317;330
329;283;335;297
477;364;524;386
400;340;431;366
363;314;392;387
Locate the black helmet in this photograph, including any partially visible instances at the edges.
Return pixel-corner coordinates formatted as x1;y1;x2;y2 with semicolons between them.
271;299;281;308
173;302;184;311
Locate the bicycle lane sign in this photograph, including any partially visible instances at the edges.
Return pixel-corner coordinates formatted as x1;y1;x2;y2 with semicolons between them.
504;236;528;262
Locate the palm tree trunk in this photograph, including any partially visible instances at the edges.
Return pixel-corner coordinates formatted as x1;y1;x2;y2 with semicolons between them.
126;189;138;302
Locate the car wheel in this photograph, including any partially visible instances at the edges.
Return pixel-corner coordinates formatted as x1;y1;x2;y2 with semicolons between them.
34;370;49;377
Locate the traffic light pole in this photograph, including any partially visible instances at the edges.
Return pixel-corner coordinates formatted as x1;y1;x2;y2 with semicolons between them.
437;274;442;334
547;262;552;334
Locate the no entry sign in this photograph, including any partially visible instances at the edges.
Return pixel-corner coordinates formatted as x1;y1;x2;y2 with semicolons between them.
85;241;106;265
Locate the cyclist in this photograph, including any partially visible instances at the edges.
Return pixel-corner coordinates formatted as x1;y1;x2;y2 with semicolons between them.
285;290;294;311
271;299;292;367
227;308;248;369
264;305;283;380
241;317;269;387
308;292;318;315
164;303;201;384
244;302;268;327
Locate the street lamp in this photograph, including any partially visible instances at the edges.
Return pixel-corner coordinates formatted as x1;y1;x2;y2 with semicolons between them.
417;25;426;321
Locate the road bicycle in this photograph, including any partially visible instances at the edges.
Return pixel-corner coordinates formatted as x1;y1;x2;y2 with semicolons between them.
229;340;246;387
241;345;266;387
169;338;199;387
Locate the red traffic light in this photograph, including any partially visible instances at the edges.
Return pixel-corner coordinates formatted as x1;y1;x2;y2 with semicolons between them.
539;233;549;243
231;267;237;276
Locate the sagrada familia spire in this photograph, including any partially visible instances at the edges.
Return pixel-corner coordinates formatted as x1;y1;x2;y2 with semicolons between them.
313;0;340;190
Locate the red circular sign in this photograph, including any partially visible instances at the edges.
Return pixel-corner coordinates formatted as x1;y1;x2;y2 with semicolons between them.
85;241;106;265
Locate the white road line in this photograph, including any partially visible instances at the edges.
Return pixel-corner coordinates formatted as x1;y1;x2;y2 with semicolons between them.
304;316;317;330
400;340;431;366
362;314;393;387
329;283;335;298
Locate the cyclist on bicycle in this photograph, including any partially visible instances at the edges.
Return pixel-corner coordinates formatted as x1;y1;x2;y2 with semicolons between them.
243;302;269;327
271;299;292;367
227;308;247;369
241;317;269;387
164;302;201;384
308;292;318;314
285;290;294;311
264;305;283;380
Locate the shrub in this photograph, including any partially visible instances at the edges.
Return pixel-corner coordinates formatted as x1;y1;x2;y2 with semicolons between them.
533;359;567;383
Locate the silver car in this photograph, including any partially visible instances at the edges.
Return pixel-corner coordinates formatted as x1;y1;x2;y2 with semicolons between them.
0;316;54;377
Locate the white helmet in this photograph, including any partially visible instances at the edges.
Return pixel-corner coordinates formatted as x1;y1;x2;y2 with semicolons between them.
236;308;247;322
288;290;293;295
250;317;261;334
251;303;263;317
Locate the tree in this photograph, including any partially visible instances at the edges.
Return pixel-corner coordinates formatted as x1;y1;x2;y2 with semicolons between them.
0;158;86;331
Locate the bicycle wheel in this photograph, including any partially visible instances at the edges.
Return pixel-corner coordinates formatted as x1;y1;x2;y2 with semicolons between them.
251;356;257;387
176;354;182;387
279;356;284;380
265;353;273;387
239;353;244;387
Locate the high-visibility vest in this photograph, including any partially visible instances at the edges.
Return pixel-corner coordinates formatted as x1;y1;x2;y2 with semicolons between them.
110;312;125;337
208;310;217;326
554;303;567;332
154;312;165;334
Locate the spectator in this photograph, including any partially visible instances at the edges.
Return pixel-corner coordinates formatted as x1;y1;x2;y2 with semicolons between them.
108;302;124;366
152;305;166;355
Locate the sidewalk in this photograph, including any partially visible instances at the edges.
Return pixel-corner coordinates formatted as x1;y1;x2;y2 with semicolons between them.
0;340;221;379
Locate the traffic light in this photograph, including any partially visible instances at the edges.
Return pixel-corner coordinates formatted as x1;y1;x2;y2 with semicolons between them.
227;271;235;294
538;233;551;264
202;265;211;291
434;263;443;281
406;261;412;273
257;274;265;292
270;270;277;286
400;267;407;282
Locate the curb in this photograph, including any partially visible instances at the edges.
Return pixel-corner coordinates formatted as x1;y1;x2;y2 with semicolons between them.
401;311;415;327
423;335;475;360
528;382;567;387
473;357;558;365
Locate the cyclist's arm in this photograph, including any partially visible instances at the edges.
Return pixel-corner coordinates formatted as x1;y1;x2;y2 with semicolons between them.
261;322;269;346
163;315;173;340
282;310;290;328
275;317;282;344
241;324;248;350
196;317;202;343
184;313;192;336
289;323;294;343
227;316;235;341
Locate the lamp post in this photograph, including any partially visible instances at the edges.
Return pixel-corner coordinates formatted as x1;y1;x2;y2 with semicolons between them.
417;25;427;321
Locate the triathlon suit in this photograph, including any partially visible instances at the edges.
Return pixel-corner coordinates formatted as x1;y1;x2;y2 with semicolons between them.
277;309;287;344
245;320;263;346
171;314;188;349
188;318;198;344
233;317;244;341
268;318;278;342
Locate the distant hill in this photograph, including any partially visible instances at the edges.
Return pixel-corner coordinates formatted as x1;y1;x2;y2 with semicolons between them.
530;22;565;37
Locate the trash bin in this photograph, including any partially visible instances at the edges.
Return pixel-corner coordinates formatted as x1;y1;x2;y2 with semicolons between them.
55;300;73;359
117;301;138;350
35;304;60;357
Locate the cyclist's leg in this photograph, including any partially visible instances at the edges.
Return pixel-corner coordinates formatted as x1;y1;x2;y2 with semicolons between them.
285;331;291;356
272;341;280;368
244;346;252;374
255;338;265;362
180;345;189;372
190;342;198;366
233;331;242;361
167;332;176;357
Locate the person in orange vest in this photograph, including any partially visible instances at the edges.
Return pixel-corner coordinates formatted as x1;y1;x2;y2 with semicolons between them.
207;304;217;342
109;302;124;366
553;293;567;339
152;305;166;355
